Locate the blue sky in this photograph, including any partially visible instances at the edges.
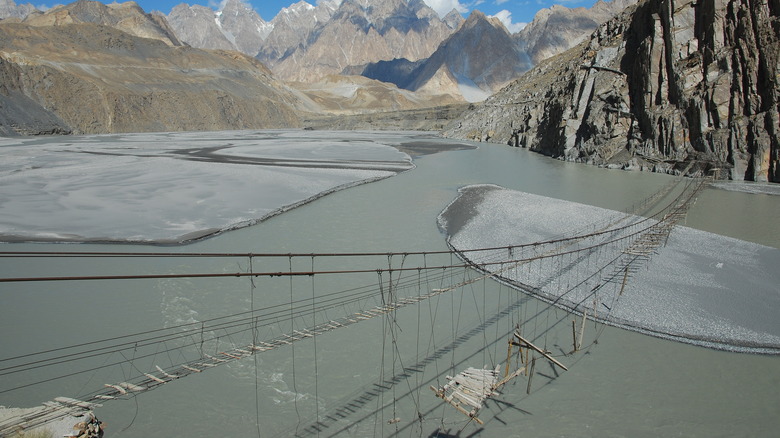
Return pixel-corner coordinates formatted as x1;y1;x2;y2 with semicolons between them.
45;0;604;33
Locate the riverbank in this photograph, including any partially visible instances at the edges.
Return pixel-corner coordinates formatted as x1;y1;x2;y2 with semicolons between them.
439;184;780;354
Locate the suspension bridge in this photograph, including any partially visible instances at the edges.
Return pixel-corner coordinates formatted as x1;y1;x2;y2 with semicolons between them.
0;173;715;436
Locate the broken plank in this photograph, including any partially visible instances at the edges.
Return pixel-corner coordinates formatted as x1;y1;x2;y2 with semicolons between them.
513;331;568;371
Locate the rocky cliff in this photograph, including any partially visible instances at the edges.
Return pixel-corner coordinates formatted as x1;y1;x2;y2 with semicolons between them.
350;1;633;102
268;0;459;82
0;0;36;20
406;10;531;102
167;0;272;55
22;0;182;46
0;20;302;135
445;0;779;182
516;0;637;64
289;74;459;115
255;0;339;65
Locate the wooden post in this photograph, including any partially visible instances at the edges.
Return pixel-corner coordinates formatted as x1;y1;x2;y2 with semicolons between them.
524;346;529;375
619;266;629;296
571;320;578;352
578;308;588;350
505;340;513;378
526;357;535;394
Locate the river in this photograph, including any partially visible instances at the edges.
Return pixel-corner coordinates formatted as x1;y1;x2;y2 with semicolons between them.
1;131;778;437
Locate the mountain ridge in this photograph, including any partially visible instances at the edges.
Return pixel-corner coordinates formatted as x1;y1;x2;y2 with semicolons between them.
0;17;302;135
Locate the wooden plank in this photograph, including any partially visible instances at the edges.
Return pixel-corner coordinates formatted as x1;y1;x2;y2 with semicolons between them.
205;354;227;363
513;331;568;371
493;367;526;390
119;382;146;392
429;386;485;425
156;365;180;379
181;365;202;373
54;397;102;409
143;373;166;384
104;383;127;394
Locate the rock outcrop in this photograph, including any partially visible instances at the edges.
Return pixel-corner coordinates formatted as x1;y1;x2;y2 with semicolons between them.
167;0;272;55
256;0;339;66
263;0;459;82
22;0;182;46
0;57;72;135
445;0;780;182
0;20;302;135
289;74;460;114
351;1;633;102
516;0;637;64
406;10;532;102
0;0;36;20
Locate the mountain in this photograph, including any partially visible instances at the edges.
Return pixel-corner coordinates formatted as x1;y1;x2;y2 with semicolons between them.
0;0;36;20
352;1;632;102
444;0;780;183
405;10;531;102
0;13;302;135
167;0;271;55
516;0;637;65
341;58;425;89
166;3;235;51
288;74;459;114
268;0;460;82
256;0;339;66
21;0;181;46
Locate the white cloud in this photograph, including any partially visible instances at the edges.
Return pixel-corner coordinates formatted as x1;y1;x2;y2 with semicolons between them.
423;0;468;17
490;9;526;33
495;0;510;5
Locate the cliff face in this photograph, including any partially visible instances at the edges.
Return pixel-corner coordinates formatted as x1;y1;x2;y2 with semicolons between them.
22;0;182;46
516;0;637;65
267;0;458;82
406;11;532;102
445;0;780;182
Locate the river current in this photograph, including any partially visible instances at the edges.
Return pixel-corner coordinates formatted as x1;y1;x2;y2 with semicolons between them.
1;131;778;437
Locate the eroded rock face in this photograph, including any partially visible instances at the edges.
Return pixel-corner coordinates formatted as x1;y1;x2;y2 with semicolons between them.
22;0;182;46
516;0;637;65
167;0;272;55
268;0;458;82
0;0;36;20
407;10;532;102
445;0;780;182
